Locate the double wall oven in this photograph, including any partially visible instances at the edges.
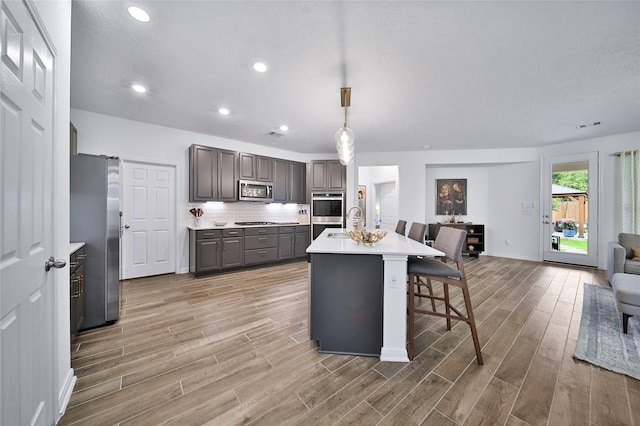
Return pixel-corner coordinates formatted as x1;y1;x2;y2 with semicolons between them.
311;192;344;239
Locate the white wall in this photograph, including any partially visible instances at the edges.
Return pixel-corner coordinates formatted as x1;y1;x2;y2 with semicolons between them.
70;109;326;273
358;166;398;229
354;131;639;268
73;114;639;272
35;0;73;420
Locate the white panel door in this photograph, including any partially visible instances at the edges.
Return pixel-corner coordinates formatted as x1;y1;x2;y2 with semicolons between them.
376;181;399;231
1;1;57;424
121;160;176;279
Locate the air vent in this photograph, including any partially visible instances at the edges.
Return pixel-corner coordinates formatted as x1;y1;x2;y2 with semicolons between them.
576;121;602;129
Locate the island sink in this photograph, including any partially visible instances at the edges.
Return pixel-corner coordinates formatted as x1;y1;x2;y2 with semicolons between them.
326;232;350;238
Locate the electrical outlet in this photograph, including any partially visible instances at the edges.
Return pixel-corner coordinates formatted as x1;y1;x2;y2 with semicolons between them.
391;275;398;288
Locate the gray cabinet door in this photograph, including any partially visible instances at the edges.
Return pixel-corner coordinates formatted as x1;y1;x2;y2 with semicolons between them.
273;159;289;202
256;156;273;182
295;228;310;257
238;152;256;180
310;161;327;191
222;237;244;268
218;149;238;201
310;160;344;191
279;233;295;259
290;161;306;203
190;145;217;201
196;239;221;272
239;153;273;182
327;161;346;191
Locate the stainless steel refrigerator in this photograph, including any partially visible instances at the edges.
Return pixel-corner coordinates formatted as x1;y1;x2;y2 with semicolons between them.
70;154;120;329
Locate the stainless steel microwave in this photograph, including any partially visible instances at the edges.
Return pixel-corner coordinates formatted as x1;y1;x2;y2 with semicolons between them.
238;180;274;202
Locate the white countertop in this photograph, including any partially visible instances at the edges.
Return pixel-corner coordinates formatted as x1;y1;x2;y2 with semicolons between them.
187;222;309;231
307;228;444;257
70;242;85;254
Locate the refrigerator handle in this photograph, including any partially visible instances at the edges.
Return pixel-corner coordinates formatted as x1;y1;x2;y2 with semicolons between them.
119;211;123;238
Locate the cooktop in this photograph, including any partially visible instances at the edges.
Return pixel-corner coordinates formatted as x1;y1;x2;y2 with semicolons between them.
234;221;277;226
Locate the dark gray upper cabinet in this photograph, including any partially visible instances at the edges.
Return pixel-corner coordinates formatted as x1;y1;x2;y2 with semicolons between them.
310;160;345;192
218;149;238;201
273;159;290;202
273;159;306;203
290;161;306;203
239;153;273;182
190;145;218;201
189;145;238;202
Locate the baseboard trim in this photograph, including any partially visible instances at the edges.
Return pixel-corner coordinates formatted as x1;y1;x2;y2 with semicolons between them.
57;368;76;421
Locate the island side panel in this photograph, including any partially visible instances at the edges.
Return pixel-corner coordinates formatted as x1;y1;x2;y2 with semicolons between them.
309;253;383;357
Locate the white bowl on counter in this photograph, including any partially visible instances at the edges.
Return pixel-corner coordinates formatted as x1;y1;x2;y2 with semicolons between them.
214;221;227;226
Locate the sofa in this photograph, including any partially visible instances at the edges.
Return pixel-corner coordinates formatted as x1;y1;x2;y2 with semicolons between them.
607;233;640;283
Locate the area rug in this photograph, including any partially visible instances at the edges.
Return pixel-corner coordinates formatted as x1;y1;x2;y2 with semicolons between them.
574;283;640;379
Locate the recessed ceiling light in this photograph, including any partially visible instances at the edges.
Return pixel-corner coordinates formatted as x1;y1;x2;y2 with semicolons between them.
279;125;289;132
131;83;147;93
253;62;267;73
127;6;150;23
218;108;230;116
423;145;430;149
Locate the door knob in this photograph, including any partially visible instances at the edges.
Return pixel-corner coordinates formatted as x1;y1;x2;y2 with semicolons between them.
543;220;550;224
124;224;130;229
45;256;66;272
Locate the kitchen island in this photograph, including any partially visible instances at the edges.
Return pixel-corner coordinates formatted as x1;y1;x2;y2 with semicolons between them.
306;228;444;362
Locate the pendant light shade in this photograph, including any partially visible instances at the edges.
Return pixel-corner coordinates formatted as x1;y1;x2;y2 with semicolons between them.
335;87;354;165
335;126;354;166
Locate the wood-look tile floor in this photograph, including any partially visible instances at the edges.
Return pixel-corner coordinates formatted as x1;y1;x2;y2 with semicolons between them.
60;256;640;426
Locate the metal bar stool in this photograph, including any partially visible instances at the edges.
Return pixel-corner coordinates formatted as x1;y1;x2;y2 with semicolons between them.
407;226;483;364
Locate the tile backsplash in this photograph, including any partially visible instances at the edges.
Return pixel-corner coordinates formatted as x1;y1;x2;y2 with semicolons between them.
187;202;310;226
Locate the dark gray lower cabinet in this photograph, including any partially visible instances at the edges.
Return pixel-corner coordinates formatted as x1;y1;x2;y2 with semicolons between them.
294;226;310;257
245;227;279;265
309;253;383;356
70;246;85;341
190;229;222;275
222;229;244;268
279;227;296;260
190;225;311;276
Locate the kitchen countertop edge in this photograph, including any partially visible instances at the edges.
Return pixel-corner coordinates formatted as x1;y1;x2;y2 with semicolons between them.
306;228;445;257
188;222;310;231
70;242;86;254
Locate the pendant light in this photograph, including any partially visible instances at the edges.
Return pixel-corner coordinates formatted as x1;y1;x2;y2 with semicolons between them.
335;87;354;166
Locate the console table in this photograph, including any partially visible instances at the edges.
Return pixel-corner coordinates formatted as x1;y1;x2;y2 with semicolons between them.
428;223;485;257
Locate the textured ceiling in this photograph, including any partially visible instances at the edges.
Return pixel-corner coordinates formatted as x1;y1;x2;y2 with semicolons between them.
70;1;640;154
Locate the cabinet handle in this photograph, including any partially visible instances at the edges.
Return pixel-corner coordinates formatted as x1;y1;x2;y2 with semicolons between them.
203;233;217;237
228;231;239;235
258;230;267;234
258;251;267;255
258;237;267;241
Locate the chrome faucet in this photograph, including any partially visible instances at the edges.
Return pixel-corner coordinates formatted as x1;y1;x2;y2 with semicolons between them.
345;206;362;220
346;206;363;230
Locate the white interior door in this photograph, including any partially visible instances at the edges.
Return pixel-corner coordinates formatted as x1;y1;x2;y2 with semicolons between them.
1;1;57;424
376;181;399;231
121;160;176;279
542;152;598;266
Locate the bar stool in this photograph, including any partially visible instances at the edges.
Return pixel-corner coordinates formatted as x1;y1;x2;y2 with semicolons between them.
395;220;407;235
407;226;483;364
407;222;426;243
